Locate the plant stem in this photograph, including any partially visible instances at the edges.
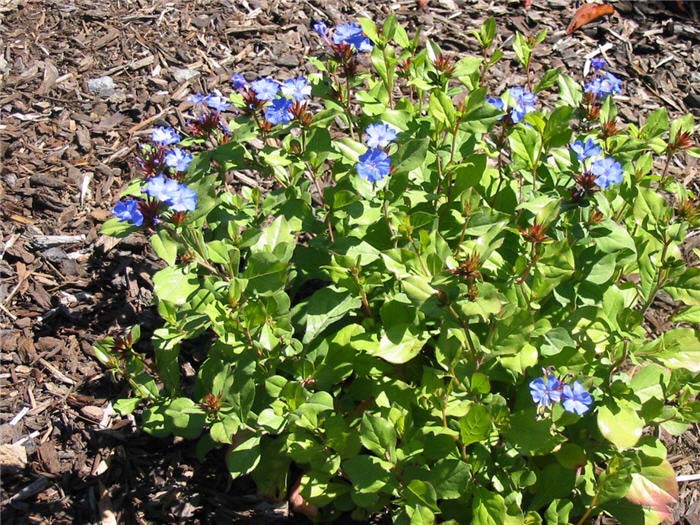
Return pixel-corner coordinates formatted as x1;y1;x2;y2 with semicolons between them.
382;46;394;109
575;494;599;525
661;151;673;178
344;73;355;139
640;237;670;316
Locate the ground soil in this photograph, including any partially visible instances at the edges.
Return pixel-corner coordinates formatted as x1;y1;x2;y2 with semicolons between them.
1;0;699;523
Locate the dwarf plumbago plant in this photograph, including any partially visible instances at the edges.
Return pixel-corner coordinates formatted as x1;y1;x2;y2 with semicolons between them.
96;16;700;525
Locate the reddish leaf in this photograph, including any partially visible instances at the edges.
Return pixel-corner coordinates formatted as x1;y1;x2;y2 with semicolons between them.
625;459;679;521
566;3;616;35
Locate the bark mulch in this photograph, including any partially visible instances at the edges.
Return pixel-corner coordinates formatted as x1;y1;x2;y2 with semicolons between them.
0;1;699;523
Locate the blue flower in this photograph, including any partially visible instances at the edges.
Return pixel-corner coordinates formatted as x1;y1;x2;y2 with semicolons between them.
231;73;247;90
486;97;505;111
143;175;197;212
168;184;198;212
585;71;622;98
165;148;194;172
365;123;397;149
508;87;537;124
264;97;294;125
332;23;372;52
281;77;311;101
591;57;606;71
561;381;593;415
144;174;181;203
151;126;181;146
204;94;231;112
355;148;391;183
591;157;623;189
112;199;143;226
529;376;562;408
571;139;602;161
251;78;280;101
313;20;328;37
187;93;206;105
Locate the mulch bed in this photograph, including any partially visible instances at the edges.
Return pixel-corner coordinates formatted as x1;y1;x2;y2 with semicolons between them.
1;0;699;523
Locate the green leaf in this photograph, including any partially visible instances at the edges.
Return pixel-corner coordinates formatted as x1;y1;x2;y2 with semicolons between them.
664;268;700;306
153;266;199;305
343;455;397;495
301;286;362;344
358;17;379;43
598;404;644;451
597;455;636;504
557;74;582;108
370;323;431;364
544;500;573;525
672;305;700;323
536;68;562;93
113;397;141;415
543;106;573;147
641;108;669;140
472;486;506;525
210;416;240;444
458;404;491;447
361;413;397;463
428;459;470;500
250;216;295;263
151;229;178;265
512;32;531;68
101;217;139;237
629;364;669;404
226;435;261;478
508;124;542;170
392;137;430;174
164;397;206;439
429;90;455;127
506;409;566;455
652;328;700;372
404;480;440;513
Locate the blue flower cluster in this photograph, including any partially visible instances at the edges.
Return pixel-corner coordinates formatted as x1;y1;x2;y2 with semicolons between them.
569;138;623;189
570;138;601;161
233;75;311;125
591;157;623;189
147;126;194;174
486;86;537;124
113;125;198;227
313;21;372;53
355;122;396;183
529;375;593;416
113;199;144;227
144;174;198;212
584;59;622;98
151;126;181;146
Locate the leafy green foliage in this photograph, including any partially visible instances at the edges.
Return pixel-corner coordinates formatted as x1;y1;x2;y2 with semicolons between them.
95;15;700;524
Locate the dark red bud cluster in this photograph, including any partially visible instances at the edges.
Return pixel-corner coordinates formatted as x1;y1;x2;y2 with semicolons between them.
600;120;621;139
520;224;548;244
188;112;222;138
136;147;166;176
669;131;695;154
450;253;482;282
291;101;313;127
199;393;223;415
433;53;455;76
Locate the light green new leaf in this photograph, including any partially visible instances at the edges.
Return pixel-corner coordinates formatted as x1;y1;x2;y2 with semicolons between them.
598;404;644;451
153;266;199;305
